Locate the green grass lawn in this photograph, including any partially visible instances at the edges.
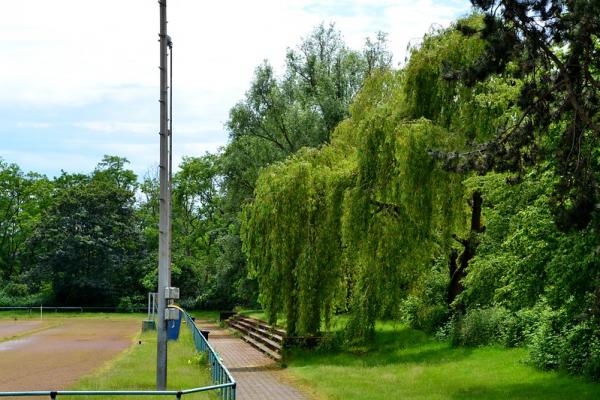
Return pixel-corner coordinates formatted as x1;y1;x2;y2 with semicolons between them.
285;321;600;400
188;311;220;324
238;309;286;328
72;318;216;400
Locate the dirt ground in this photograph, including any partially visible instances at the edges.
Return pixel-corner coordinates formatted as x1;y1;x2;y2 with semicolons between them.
0;321;45;341
0;318;138;393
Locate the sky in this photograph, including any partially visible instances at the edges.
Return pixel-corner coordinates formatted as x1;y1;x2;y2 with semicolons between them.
0;0;471;179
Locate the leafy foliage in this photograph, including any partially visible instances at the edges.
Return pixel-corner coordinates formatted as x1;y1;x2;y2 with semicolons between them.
0;159;52;289
242;16;513;338
242;140;355;335
239;13;599;382
437;0;600;229
28;156;145;306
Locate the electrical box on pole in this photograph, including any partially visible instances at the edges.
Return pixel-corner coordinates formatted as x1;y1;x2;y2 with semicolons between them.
165;287;180;300
165;308;180;321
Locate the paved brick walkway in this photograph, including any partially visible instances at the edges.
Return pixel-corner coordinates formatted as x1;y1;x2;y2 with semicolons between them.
197;320;306;400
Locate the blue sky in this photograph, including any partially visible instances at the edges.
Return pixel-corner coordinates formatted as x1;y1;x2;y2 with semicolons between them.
0;0;471;179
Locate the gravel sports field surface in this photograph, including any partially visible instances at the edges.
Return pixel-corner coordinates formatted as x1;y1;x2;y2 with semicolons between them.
0;321;46;342
0;318;138;393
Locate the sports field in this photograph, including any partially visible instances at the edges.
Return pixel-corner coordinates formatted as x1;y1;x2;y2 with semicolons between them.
0;313;217;400
0;316;138;392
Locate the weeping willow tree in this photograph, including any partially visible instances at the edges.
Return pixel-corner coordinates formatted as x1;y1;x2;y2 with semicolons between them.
241;123;357;336
343;119;466;337
241;16;522;339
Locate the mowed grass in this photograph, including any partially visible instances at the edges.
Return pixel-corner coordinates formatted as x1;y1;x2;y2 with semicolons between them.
188;311;219;324
71;318;216;400
285;321;600;400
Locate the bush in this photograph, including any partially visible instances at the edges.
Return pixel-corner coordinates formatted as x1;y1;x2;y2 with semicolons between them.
584;335;600;382
316;331;343;352
500;307;539;347
528;306;565;370
415;305;449;333
117;295;144;312
400;295;449;333
400;265;450;334
450;306;510;346
512;304;600;381
399;295;421;325
178;297;200;310
558;319;600;381
3;282;30;297
0;284;51;307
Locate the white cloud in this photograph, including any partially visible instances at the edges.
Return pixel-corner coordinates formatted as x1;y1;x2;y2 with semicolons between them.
0;0;469;107
72;121;155;135
16;122;54;129
1;149;96;176
0;0;471;177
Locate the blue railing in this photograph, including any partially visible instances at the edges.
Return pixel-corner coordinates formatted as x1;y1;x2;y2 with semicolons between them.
181;309;236;400
0;308;236;400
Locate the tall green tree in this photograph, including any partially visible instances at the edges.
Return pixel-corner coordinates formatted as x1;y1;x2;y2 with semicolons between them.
434;0;600;229
29;156;145;306
172;154;257;308
0;159;52;297
241;16;524;338
171;155;222;305
224;23;392;207
213;24;393;310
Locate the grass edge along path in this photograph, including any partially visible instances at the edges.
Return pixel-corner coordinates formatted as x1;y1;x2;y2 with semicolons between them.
71;318;216;400
283;320;600;400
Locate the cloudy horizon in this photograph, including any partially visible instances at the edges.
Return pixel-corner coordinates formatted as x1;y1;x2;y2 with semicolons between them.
0;0;471;179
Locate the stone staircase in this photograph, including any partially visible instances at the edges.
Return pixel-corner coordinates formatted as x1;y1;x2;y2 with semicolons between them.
226;315;285;361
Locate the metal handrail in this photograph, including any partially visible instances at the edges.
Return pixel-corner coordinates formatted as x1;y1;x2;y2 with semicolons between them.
180;309;236;400
0;308;236;400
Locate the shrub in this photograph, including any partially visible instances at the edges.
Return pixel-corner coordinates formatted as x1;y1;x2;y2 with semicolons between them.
520;304;600;381
451;306;510;346
528;307;565;370
0;284;51;307
3;282;30;297
500;307;539;347
584;334;600;382
415;305;449;333
316;331;344;352
559;319;600;381
400;266;450;334
399;295;422;326
117;295;144;312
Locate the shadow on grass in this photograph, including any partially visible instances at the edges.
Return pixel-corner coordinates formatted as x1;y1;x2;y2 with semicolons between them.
449;380;600;400
285;322;600;400
288;325;473;368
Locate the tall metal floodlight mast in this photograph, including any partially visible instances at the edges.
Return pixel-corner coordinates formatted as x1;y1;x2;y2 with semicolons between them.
157;0;178;390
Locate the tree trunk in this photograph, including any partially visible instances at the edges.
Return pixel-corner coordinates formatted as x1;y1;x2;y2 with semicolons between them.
448;191;484;309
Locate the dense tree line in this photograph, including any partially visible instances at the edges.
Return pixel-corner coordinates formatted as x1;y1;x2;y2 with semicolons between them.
0;24;389;310
242;4;599;381
0;156;146;307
